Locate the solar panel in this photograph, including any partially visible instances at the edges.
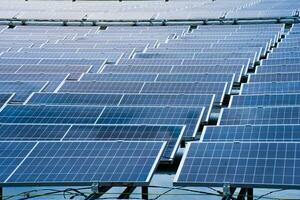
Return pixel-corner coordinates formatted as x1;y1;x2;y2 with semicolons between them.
174;142;300;189
27;93;123;106
268;52;300;59
241;82;300;95
102;65;173;74
230;94;300;108
59;81;144;94
249;73;300;82
64;124;184;162
182;59;251;70
262;58;300;65
0;124;70;140
0;73;68;82
256;65;300;73
171;65;244;82
5;141;166;186
202;125;300;142
0;105;104;124
38;59;106;73
141;82;228;102
96;106;205;139
0;64;22;73
80;73;157;82
0;142;37;183
0;93;13;109
0;81;48;102
0;58;40;65
17;65;92;80
218;106;300;125
117;59;183;66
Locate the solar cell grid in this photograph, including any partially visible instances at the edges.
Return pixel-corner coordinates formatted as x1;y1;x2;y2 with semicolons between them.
256;65;300;73
218;106;300;125
0;81;48;102
249;73;300;82
0;124;70;141
241;82;300;95
174;142;300;189
64;124;184;162
0;64;22;73
102;65;173;74
0;105;104;124
202;125;300;142
0;141;37;183
59;81;144;94
80;73;157;82
5;141;166;186
230;94;300;108
141;82;228;102
27;93;123;106
0;93;13;109
96;106;205;139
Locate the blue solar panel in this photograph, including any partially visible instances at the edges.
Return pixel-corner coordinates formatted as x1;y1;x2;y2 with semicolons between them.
27;93;123;106
241;82;300;95
156;73;235;83
0;64;22;73
171;65;244;82
230;94;300;108
0;142;37;183
96;106;205;139
262;58;300;65
119;94;214;121
0;73;68;82
0;81;48;102
174;142;300;189
256;65;300;73
182;59;251;69
0;124;70;140
141;82;228;102
0;58;40;65
64;124;184;162
0;105;104;124
80;74;157;82
5;141;166;186
59;81;144;94
202;125;300;142
102;65;173;74
219;106;300;125
249;73;300;82
38;59;106;73
117;59;183;66
268;52;300;59
0;93;13;109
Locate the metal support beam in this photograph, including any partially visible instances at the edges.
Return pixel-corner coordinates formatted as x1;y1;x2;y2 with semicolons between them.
0;187;3;200
222;184;236;200
247;188;253;200
85;186;111;200
117;186;136;199
237;188;247;200
141;186;148;200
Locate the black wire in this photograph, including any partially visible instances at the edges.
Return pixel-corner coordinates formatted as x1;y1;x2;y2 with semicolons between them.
63;188;89;199
255;189;286;200
150;188;175;200
4;189;73;200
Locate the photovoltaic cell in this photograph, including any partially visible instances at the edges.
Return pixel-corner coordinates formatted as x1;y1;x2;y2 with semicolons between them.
0;81;48;102
256;65;300;73
102;65;173;74
230;94;300;108
249;73;300;82
174;142;300;189
202;125;300;142
0;142;36;183
0;124;70;140
117;59;183;66
64;124;184;161
141;82;228;102
96;106;205;139
59;81;144;94
80;74;157;82
0;93;13;109
241;82;300;95
0;105;104;124
5;141;166;186
0;64;22;73
219;106;300;125
27;93;123;106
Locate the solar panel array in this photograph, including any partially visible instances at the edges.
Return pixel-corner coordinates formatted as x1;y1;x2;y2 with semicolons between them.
0;23;292;190
175;24;300;189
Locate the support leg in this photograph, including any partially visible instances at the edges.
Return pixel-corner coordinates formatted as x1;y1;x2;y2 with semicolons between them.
237;188;247;200
247;188;253;200
141;186;148;200
118;186;136;199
